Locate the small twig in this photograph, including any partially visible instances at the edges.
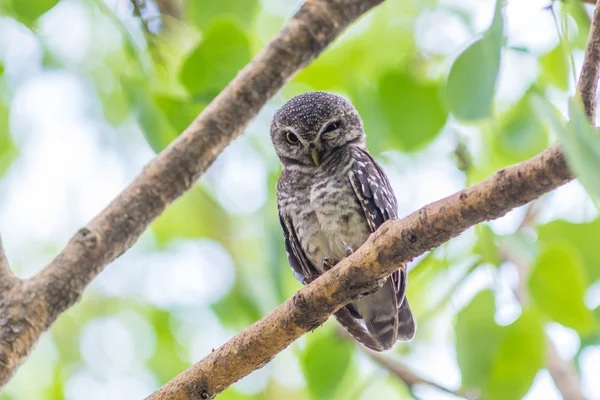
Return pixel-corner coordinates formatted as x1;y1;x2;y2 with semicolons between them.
366;351;477;399
0;235;15;291
515;202;539;232
131;0;152;34
577;0;600;118
500;211;586;400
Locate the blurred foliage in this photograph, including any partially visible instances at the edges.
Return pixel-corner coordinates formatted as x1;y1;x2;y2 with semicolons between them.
1;0;600;400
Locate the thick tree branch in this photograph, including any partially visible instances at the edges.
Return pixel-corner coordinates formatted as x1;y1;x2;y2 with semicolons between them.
0;0;384;388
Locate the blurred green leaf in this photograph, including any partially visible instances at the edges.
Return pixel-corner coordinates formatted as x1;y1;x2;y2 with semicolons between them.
301;331;353;400
378;71;448;151
562;97;600;199
0;103;17;178
494;89;548;162
456;290;503;389
180;19;250;98
152;185;230;245
487;309;545;400
540;44;569;91
0;62;4;77
539;218;600;283
446;0;503;121
531;95;600;199
10;0;59;26
121;76;179;153
565;1;591;50
211;280;262;329
529;245;596;334
185;0;259;31
154;95;206;133
146;309;190;383
475;225;500;267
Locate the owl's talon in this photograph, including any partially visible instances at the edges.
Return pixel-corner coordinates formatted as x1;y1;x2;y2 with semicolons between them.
321;257;339;271
304;273;320;285
345;246;354;257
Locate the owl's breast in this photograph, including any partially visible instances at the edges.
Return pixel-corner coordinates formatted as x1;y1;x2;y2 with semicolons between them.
310;169;371;262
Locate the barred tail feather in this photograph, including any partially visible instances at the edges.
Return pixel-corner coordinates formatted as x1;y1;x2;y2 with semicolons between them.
334;308;384;351
396;298;416;341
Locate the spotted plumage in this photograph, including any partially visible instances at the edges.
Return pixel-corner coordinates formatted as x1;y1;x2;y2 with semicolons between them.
271;92;416;351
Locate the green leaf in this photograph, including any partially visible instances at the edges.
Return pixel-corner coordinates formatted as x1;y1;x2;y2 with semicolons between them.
540;44;569;91
529;245;596;334
475;225;501;267
446;0;503;121
180;19;250;98
494;89;548;162
562;97;600;199
11;0;59;26
154;95;206;133
121;77;178;153
378;71;448;151
456;290;504;388
211;280;262;329
0;62;4;77
301;331;353;400
185;0;259;31
538;218;600;283
152;185;230;245
487;309;545;400
531;95;600;199
0;103;17;178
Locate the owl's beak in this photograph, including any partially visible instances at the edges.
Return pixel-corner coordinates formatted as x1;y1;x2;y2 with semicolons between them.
311;148;320;167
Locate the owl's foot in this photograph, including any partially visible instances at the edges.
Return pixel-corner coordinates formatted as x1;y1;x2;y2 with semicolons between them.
345;246;354;257
303;272;321;285
321;257;339;271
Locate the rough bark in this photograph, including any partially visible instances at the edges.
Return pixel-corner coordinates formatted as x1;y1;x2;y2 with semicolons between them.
0;0;384;387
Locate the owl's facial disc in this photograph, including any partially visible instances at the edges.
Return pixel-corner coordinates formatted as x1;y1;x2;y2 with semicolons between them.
270;91;366;168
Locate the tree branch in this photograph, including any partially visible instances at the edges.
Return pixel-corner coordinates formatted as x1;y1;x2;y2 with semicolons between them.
0;236;15;291
499;202;586;400
578;0;600;118
366;351;474;399
0;0;385;388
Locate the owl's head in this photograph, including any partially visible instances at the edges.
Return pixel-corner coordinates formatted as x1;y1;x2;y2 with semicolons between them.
270;92;365;168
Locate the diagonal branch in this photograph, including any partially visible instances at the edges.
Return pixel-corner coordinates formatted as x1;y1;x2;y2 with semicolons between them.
0;0;385;388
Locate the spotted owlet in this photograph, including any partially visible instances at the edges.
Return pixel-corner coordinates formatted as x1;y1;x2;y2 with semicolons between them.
271;91;416;351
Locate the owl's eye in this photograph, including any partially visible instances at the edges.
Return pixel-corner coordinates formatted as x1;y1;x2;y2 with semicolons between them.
285;131;299;144
323;121;340;133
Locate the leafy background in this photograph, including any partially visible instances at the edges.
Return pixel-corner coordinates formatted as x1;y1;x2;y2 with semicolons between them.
0;0;600;399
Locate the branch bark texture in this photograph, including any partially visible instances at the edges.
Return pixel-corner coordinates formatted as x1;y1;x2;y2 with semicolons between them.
0;0;384;387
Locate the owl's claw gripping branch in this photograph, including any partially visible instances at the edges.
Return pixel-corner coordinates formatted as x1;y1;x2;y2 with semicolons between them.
345;246;354;257
321;257;339;271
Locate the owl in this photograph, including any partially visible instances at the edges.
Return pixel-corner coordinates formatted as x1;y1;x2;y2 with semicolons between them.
271;91;416;351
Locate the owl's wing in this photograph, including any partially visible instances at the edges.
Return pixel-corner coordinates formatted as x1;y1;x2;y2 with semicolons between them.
348;148;416;345
278;212;318;285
